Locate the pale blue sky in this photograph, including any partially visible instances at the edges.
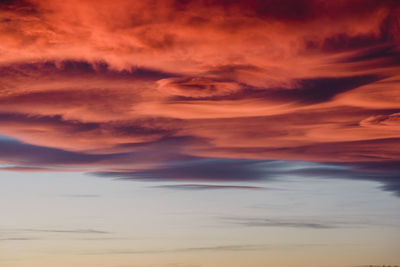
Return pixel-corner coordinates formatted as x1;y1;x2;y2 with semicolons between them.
1;170;399;267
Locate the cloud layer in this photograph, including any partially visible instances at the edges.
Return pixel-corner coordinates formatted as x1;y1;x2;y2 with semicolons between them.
0;0;399;193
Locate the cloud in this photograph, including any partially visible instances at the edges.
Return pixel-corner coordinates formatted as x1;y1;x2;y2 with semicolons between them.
169;74;382;104
94;159;270;182
0;0;399;196
84;244;288;255
157;77;242;98
0;112;179;151
221;216;372;229
0;227;110;243
152;184;267;191
60;194;100;198
360;112;400;131
22;229;110;234
81;242;333;256
96;159;400;197
0;136;115;166
222;217;338;229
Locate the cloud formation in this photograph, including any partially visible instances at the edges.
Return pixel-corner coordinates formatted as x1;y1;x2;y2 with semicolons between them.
0;0;400;193
153;184;266;191
221;216;360;229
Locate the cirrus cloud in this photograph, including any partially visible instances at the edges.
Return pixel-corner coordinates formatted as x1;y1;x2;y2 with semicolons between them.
0;0;400;195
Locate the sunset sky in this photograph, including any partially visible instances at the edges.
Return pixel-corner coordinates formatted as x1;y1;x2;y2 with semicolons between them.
1;0;400;266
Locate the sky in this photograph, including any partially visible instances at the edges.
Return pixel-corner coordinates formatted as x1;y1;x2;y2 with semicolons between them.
0;0;400;266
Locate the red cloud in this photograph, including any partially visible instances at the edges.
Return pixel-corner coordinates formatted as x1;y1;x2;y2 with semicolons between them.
0;0;399;176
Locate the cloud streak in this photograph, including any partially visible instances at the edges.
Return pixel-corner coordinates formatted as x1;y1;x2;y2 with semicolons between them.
152;184;267;191
81;243;326;255
21;229;110;234
221;216;370;229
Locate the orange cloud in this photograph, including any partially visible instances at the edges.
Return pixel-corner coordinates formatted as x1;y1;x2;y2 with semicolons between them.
0;0;399;178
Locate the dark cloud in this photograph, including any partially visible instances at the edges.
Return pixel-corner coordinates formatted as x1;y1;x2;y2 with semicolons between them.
0;113;175;137
174;0;399;23
0;0;36;13
280;160;400;197
290;75;384;104
22;229;110;234
0;166;73;171
95;158;400;197
0;113;100;133
0;60;176;81
221;216;369;229
94;159;269;182
152;184;266;190
339;44;400;65
208;137;400;163
0;228;110;243
0;137;118;165
204;64;262;80
0;112;179;152
171;74;382;104
341;161;400;197
315;33;385;53
158;77;242;98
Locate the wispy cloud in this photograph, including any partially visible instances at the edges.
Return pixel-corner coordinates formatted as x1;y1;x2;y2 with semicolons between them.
221;216;372;229
152;184;267;191
95;159;400;197
0;0;399;195
0;237;35;241
21;229;110;234
60;194;100;198
0;228;110;235
81;243;327;255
